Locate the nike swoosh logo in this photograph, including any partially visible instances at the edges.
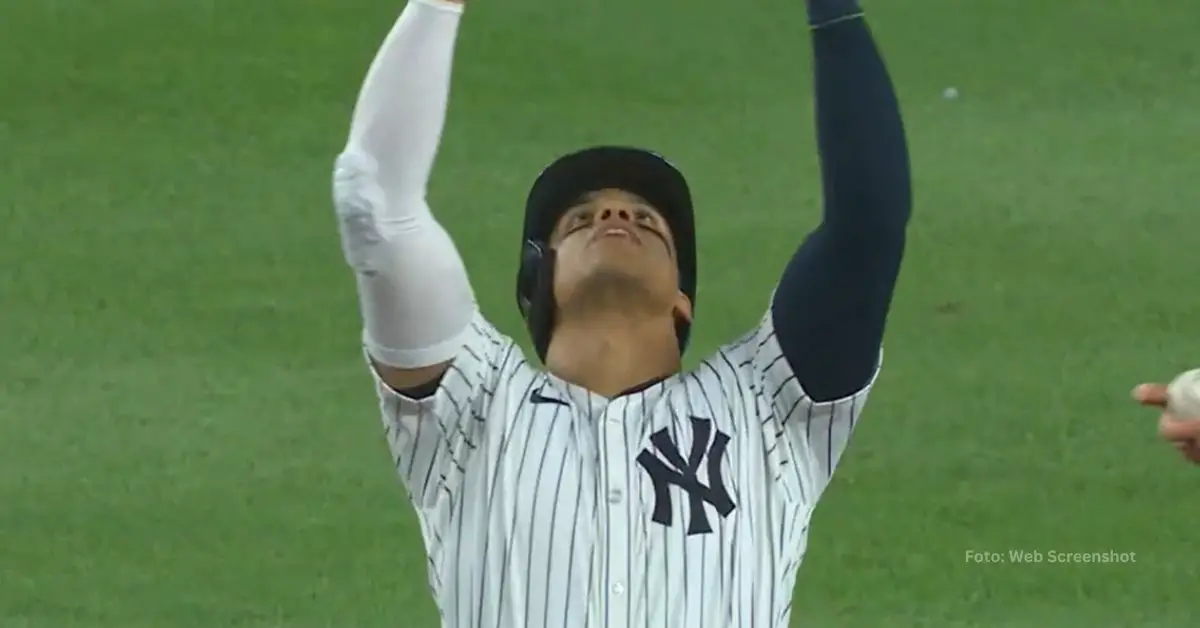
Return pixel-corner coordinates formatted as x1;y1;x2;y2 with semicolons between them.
529;388;569;406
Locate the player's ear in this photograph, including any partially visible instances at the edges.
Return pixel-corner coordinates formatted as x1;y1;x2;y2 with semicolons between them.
672;290;693;324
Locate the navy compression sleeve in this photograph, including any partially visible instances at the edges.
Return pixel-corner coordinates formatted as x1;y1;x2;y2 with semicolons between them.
770;7;912;402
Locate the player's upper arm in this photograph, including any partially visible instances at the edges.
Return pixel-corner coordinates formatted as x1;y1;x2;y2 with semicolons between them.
374;360;452;394
368;313;524;511
333;143;484;394
731;308;882;504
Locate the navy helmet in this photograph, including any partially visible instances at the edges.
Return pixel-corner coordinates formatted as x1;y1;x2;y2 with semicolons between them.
515;146;697;361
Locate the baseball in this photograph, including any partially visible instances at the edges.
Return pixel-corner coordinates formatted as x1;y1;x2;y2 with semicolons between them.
1166;369;1200;418
942;86;959;100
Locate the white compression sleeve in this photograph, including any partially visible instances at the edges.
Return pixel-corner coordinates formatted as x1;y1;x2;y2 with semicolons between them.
332;0;475;369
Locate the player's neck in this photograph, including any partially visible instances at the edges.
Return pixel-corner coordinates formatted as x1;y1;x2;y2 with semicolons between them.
546;314;681;398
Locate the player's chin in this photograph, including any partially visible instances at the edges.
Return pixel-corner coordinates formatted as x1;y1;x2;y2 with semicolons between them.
590;250;654;274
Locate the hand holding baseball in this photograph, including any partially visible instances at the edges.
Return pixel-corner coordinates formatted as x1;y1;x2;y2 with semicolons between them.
1133;369;1200;465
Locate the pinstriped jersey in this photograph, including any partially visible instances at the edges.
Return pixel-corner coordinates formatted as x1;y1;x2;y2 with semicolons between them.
370;310;879;628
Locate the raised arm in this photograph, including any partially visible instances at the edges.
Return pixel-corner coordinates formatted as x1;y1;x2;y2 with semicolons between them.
771;0;912;401
333;0;474;392
735;1;909;503
334;0;529;514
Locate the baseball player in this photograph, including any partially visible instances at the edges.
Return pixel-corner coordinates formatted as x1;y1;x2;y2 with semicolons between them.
332;0;910;625
1133;383;1200;465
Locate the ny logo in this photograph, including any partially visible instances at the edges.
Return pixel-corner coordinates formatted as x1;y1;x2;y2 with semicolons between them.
636;416;735;536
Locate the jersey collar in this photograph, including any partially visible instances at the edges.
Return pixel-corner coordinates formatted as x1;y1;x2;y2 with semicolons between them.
543;373;675;412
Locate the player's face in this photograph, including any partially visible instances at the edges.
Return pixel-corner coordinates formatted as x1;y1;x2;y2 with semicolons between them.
549;188;691;319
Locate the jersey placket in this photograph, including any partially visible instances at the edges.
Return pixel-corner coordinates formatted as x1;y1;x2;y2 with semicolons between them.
596;395;636;628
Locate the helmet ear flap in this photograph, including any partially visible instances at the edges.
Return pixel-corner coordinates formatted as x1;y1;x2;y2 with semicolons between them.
516;240;543;319
516;240;556;361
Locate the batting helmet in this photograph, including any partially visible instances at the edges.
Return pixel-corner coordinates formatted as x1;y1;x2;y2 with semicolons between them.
515;146;698;362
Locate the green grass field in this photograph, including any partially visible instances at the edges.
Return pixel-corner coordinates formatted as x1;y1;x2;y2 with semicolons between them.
3;0;1200;626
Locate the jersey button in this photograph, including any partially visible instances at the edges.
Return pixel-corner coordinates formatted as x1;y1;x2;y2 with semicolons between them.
608;489;623;504
611;582;625;596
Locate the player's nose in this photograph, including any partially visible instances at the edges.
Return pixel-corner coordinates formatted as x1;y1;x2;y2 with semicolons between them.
592;206;642;244
596;207;634;225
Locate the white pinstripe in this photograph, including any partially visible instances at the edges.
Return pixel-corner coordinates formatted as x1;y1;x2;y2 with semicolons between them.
371;311;878;628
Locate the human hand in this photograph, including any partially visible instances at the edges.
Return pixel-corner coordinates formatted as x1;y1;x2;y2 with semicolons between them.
1133;383;1200;465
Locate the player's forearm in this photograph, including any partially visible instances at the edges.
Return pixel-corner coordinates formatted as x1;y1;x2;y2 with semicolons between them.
770;7;910;402
811;8;911;234
334;0;476;371
342;0;463;207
